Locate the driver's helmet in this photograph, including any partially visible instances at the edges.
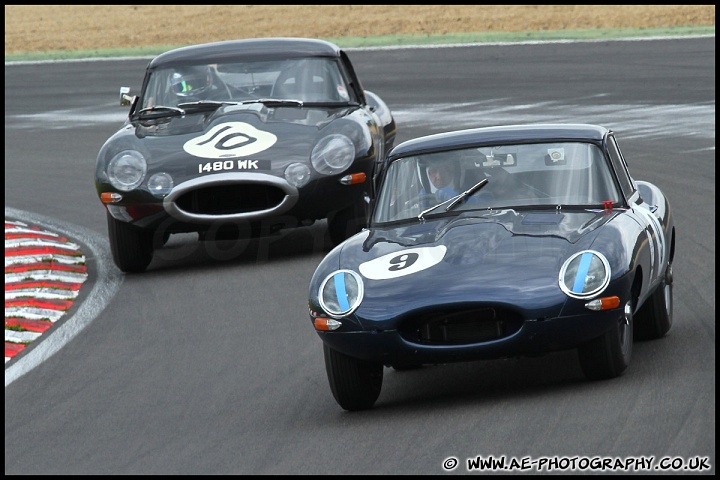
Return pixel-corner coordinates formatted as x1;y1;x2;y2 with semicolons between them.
170;65;212;97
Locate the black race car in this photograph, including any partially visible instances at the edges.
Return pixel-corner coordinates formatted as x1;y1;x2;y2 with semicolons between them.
308;124;675;410
95;38;396;272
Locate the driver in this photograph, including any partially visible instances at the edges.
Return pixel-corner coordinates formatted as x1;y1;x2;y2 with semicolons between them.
169;65;214;101
426;162;459;202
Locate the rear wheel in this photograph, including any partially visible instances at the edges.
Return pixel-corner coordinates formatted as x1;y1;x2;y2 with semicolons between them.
106;213;154;273
323;343;383;411
578;300;633;380
634;264;673;340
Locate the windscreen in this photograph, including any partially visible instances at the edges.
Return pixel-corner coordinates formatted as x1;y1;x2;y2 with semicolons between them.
141;57;353;109
372;142;621;223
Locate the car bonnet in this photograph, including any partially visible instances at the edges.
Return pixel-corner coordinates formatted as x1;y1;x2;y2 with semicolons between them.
333;209;618;317
129;106;353;178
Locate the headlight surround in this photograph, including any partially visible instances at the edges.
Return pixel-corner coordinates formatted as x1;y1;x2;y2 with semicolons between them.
284;162;311;188
311;134;355;175
559;250;611;299
107;150;147;192
318;269;364;318
147;172;174;197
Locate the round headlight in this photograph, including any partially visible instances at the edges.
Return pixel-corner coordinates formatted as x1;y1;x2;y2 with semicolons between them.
311;134;355;175
107;150;147;192
319;269;364;318
559;250;611;299
285;162;311;188
147;172;174;197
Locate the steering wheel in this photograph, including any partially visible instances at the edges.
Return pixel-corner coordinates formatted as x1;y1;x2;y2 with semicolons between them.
404;193;438;210
390;194;438;220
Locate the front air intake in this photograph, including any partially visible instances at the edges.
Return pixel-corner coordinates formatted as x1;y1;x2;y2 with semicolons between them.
399;306;523;345
174;184;285;215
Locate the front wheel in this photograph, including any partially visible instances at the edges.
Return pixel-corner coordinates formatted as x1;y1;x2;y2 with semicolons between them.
577;300;633;380
323;343;383;411
634;264;673;340
106;213;154;273
327;204;366;247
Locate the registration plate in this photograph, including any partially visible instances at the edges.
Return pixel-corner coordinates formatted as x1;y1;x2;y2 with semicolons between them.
197;159;271;173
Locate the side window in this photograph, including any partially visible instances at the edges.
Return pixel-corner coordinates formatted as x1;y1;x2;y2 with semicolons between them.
373;157;424;222
606;134;635;201
141;70;166;109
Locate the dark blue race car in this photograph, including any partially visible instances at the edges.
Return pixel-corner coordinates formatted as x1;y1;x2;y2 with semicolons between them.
307;124;675;410
95;38;396;272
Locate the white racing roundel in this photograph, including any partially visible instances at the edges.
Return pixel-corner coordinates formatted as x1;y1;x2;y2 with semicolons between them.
183;122;277;159
358;245;447;280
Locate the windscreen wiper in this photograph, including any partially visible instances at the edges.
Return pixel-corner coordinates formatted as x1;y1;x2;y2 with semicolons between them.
446;178;489;210
137;105;186;117
418;178;489;222
155;97;326;116
176;100;236;110
243;98;304;107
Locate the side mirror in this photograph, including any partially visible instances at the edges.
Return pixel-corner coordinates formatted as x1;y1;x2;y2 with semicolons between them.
119;86;135;106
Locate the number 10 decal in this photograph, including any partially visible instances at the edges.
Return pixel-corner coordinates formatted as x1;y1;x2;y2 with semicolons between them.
183;122;277;159
359;245;447;280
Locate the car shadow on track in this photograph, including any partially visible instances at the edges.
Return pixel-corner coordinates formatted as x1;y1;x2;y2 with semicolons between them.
371;350;598;411
140;221;335;274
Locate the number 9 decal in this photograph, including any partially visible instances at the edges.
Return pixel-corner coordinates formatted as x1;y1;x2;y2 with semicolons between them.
359;246;446;280
388;253;419;271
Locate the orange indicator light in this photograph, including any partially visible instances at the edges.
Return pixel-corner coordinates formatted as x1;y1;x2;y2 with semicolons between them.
314;317;342;331
101;192;123;203
585;296;620;311
339;173;367;185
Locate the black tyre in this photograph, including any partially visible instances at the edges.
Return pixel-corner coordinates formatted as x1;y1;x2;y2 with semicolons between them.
391;363;423;371
106;213;154;273
155;230;171;248
634;264;673;340
578;300;633;380
323;343;383;411
327;204;366;246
